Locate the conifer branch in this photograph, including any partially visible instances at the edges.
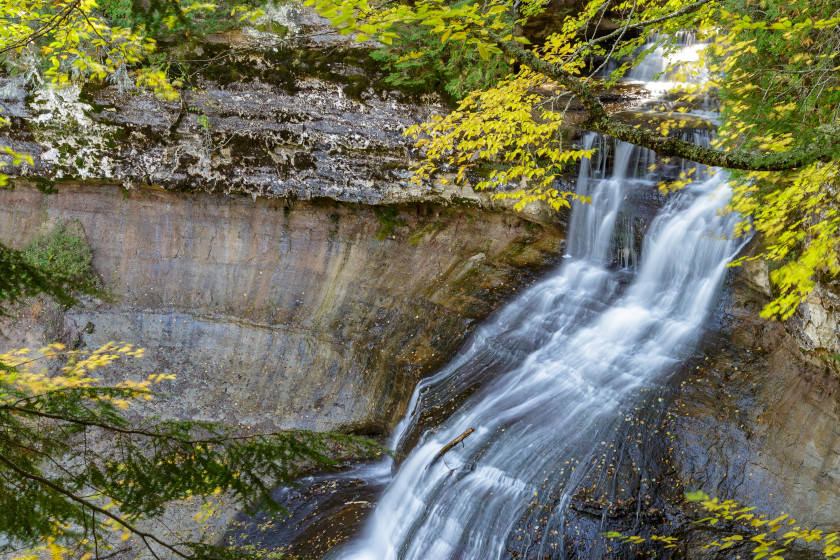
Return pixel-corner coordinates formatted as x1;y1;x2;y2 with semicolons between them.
0;450;193;560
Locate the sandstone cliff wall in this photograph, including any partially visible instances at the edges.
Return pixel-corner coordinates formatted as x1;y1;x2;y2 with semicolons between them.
0;183;563;434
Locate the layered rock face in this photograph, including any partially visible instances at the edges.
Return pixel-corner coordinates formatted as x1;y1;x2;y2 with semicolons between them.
0;183;563;433
0;62;451;203
0;21;531;213
0;11;568;435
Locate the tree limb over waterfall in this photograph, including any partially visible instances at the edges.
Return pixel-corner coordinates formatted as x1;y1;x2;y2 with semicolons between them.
488;31;840;172
306;0;840;319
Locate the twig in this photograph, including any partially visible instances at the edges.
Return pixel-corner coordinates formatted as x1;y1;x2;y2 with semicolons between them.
428;427;474;467
0;451;193;560
0;0;83;56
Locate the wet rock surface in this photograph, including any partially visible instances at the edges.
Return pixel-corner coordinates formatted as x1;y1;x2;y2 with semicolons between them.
0;182;564;433
224;464;389;559
508;257;840;559
573;251;840;559
663;255;840;529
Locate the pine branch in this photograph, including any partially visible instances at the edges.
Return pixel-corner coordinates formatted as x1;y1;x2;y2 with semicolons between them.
1;403;367;447
0;243;104;317
0;450;193;560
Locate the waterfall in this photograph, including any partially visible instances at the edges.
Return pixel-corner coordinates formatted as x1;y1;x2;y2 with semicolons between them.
324;34;742;560
626;31;709;91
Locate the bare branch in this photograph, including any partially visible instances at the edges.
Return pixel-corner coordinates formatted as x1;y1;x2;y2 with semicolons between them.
585;0;715;48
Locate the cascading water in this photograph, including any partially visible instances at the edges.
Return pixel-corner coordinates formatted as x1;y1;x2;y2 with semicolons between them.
627;31;710;92
319;34;743;560
327;156;740;560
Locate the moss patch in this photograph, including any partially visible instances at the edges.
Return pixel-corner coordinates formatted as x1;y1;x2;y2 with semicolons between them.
373;206;406;240
21;221;94;284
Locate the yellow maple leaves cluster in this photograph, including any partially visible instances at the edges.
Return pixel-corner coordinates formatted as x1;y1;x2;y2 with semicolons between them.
0;341;175;409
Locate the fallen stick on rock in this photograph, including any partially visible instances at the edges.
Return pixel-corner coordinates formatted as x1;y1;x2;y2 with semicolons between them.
428;427;475;467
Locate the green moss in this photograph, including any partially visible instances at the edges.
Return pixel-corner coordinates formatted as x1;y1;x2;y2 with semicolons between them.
409;223;433;245
30;178;57;195
502;236;545;268
21;221;94;284
409;221;446;245
373;206;406;240
176;41;398;101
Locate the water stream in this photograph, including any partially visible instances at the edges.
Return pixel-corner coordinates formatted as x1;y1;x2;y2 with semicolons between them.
327;154;741;560
320;35;743;560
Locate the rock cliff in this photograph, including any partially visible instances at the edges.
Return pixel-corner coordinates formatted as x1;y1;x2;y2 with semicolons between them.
0;13;568;435
665;258;840;532
0;183;563;434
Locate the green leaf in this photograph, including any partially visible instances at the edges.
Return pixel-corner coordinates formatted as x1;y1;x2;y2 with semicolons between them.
685;490;709;502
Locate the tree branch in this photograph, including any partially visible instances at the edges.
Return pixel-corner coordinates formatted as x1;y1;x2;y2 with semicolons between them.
585;0;715;48
0;404;210;443
0;0;82;56
0;450;193;560
0;403;328;446
488;31;840;171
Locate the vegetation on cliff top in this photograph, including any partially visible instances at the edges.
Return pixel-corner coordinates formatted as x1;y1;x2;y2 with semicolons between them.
306;0;839;319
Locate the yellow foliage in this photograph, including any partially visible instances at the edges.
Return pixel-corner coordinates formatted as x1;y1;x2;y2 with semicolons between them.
0;342;152;408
